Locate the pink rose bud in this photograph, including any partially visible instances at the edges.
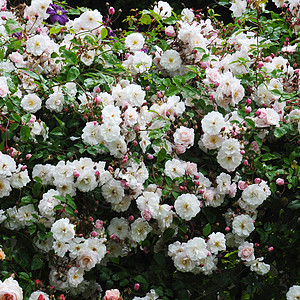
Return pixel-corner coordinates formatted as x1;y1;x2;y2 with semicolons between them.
255;243;259;247
264;56;272;62
95;170;100;177
133;140;138;146
245;106;252;114
36;27;42;33
134;126;139;132
95;220;103;229
134;283;140;291
240;150;245;155
26;154;32;160
128;215;134;222
268;246;274;252
209;94;214;100
21;165;27;171
246;98;251;105
225;226;230;232
142;209;152;221
254;178;262;184
145;86;150;91
165;25;176;37
147;153;154;160
108;6;115;15
276;178;284;186
255;110;261;116
110;234;116;239
122;155;128;164
95;96;101;104
91;231;98;237
199;189;205;194
73;171;80;178
125;53;131;59
96;87;101;93
238;181;248;190
257;61;264;69
157;91;163;98
243;160;249;166
88;216;94;222
180;186;184;191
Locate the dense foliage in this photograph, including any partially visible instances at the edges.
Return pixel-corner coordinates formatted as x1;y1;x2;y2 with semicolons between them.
0;0;299;299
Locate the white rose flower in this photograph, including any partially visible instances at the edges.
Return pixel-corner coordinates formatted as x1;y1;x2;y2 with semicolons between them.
174;193;200;220
0;176;11;198
102;179;124;204
164;159;186;180
77;248;98;270
160;50;182;72
130;218;152;243
207;232;226;254
29;290;49;300
242;184;268;207
201;111;226;135
286;285;300;300
67;267;84;287
174;126;194;148
0;152;16;176
246;257;270;275
173;251;196;272
108;217;130;240
238;241;255;261
51;218;75;242
184;237;209;260
0;277;23;300
125;32;145;51
232;214;255;238
45;92;65;112
53;240;70;257
153;1;172;19
21;94;42;113
0;76;9;98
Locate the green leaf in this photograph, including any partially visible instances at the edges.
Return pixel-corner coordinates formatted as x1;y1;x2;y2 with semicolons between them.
203;223;211;236
112;271;128;281
50;25;63;35
32;182;42;197
245;118;255;129
261;153;281;161
256;228;268;243
11;113;21;123
67;66;80;81
134;275;147;284
149;128;164;139
274;127;287;139
31;255;44;271
62;49;77;65
100;27;108;40
163;228;175;241
119;278;129;286
20;125;31;142
287;200;300;210
154;252;166;266
50;127;63;136
157;148;166;163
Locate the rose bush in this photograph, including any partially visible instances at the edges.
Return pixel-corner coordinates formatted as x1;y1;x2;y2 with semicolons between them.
0;0;299;299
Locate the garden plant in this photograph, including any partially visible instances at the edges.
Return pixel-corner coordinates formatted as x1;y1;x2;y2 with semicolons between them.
0;0;299;299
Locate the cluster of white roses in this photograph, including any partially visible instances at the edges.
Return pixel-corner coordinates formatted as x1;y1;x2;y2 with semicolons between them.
0;152;30;198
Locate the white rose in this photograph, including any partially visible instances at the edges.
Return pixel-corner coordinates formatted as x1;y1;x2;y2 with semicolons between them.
174;126;194;148
21;94;42;113
174;193;200;221
0;277;23;300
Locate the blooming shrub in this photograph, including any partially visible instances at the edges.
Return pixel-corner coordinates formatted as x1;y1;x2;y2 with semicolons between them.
0;0;299;299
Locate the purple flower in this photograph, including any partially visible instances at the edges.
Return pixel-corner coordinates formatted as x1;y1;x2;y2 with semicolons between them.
46;4;69;26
